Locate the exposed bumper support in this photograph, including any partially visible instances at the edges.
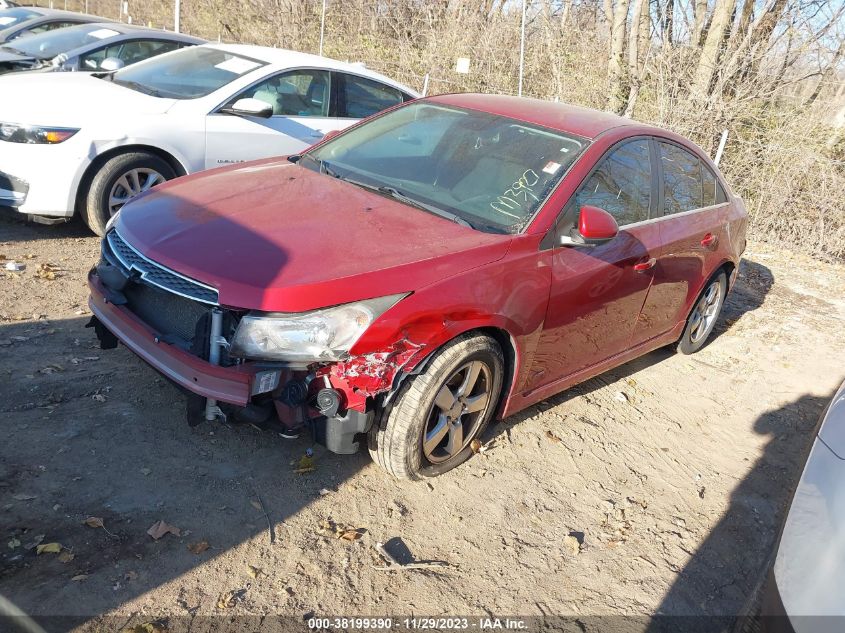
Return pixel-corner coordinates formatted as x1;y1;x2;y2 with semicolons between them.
88;271;258;406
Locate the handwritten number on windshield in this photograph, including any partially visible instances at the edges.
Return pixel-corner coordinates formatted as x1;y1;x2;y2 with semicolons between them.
491;169;540;218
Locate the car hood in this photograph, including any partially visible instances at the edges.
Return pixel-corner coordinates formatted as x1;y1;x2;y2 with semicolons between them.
115;159;513;312
0;73;176;125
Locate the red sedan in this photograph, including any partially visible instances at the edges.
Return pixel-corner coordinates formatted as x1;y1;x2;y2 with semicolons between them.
87;94;747;480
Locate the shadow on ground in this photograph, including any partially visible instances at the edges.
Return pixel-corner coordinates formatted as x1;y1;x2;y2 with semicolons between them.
646;392;833;632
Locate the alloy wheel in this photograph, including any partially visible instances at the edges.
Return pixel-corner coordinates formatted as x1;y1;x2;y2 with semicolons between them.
108;168;164;216
689;280;722;343
422;360;492;464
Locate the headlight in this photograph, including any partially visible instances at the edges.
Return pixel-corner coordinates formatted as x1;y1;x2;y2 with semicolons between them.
0;122;79;144
104;208;121;234
230;293;407;363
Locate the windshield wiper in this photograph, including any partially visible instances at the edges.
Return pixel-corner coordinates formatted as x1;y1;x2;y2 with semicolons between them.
293;153;340;178
292;154;473;228
113;80;162;97
343;178;473;229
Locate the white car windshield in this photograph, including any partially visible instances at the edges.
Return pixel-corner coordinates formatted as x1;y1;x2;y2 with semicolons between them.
110;47;266;99
306;103;587;234
2;24;119;59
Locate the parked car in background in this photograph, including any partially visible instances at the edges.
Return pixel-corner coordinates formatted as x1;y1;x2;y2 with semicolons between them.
0;7;106;44
0;1;19;10
0;23;204;74
86;94;747;479
0;43;418;234
760;379;845;632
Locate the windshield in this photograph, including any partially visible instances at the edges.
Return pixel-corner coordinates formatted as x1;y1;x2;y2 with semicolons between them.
0;8;40;30
306;103;586;234
2;23;119;59
110;46;266;99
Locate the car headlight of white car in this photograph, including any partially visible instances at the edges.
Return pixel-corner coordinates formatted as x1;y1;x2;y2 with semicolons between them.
0;122;79;144
230;293;408;363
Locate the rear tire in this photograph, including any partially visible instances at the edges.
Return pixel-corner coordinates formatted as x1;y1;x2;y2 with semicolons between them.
82;152;175;236
369;333;504;481
676;270;727;355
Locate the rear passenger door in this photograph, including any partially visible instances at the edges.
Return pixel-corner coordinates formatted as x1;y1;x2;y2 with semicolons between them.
638;139;731;337
333;72;410;120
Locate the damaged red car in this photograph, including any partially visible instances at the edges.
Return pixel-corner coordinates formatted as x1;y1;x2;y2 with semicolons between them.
87;94;747;480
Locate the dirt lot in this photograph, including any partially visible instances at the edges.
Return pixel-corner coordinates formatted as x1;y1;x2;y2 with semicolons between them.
1;210;844;632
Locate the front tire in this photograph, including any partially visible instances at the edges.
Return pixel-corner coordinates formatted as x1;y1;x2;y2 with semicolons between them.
369;333;504;480
676;270;727;355
82;152;175;236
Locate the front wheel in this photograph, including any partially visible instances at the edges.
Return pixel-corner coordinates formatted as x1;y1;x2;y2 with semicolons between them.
676;270;727;355
82;152;175;236
369;333;504;480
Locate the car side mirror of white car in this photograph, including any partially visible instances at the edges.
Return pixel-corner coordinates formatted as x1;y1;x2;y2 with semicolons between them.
100;57;125;72
222;98;274;119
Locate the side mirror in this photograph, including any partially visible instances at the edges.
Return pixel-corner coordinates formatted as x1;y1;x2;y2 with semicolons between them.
221;98;273;119
99;57;125;72
561;205;619;246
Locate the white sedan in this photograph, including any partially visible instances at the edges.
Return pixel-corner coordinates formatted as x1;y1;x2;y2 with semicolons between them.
0;43;418;234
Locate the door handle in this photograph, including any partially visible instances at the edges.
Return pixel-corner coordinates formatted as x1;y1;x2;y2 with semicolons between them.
701;233;718;248
633;257;657;272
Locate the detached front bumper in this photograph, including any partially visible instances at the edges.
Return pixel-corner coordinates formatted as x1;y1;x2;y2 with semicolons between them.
88;271;261;406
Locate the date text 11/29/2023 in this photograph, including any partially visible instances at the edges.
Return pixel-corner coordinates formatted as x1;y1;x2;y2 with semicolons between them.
307;617;528;630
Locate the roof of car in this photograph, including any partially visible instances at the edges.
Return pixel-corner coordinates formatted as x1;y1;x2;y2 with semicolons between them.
208;43;419;95
426;93;657;139
76;22;205;41
14;8;110;20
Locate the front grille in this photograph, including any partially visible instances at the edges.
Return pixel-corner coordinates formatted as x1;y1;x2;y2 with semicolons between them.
105;230;219;305
124;282;209;344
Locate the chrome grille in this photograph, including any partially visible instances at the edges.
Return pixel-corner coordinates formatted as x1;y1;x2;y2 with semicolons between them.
105;230;219;305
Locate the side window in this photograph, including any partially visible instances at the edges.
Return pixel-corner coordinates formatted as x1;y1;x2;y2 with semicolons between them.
79;44;122;70
238;69;330;117
660;142;703;214
338;73;404;119
118;40;180;67
575;139;652;226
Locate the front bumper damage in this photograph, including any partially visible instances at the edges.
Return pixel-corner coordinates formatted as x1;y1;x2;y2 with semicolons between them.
87;264;395;455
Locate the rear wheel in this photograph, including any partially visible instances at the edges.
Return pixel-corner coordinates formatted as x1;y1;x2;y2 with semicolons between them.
676;270;727;355
369;333;504;480
82;152;175;236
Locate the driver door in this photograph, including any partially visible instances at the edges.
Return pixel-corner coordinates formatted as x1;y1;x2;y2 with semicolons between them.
527;138;663;391
204;69;346;169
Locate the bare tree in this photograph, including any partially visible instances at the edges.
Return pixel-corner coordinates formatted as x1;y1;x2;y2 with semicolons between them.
691;0;737;97
607;0;631;113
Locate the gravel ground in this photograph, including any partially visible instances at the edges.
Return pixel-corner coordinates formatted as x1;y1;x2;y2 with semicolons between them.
1;210;844;633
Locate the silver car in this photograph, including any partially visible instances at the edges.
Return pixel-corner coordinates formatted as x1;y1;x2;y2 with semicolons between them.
0;23;204;74
761;379;845;632
0;7;106;44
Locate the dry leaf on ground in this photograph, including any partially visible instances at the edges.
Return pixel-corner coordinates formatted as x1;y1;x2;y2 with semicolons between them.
36;542;62;555
293;455;315;474
217;588;247;609
58;550;75;563
187;541;209;554
147;520;181;540
83;516;104;529
70;574;88;581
